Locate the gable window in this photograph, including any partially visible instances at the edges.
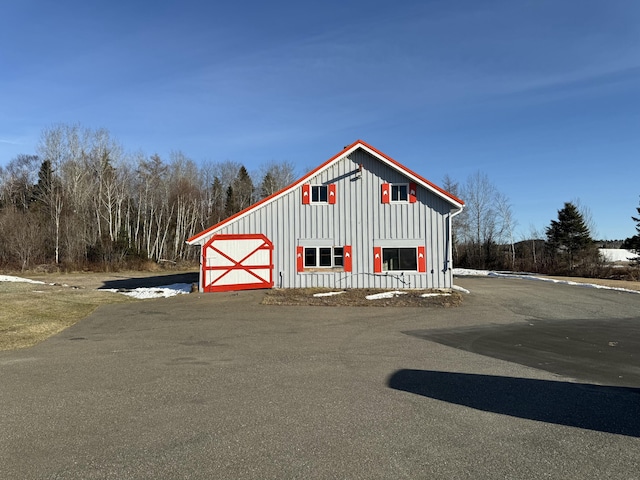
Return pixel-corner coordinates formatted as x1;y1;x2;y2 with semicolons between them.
391;184;408;202
383;247;417;271
312;185;328;203
302;183;337;204
381;182;417;204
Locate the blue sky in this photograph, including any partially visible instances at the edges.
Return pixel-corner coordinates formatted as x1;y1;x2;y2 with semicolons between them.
1;0;639;240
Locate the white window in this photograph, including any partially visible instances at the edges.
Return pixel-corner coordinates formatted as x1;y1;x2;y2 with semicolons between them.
304;246;344;268
391;184;409;202
382;247;417;271
311;185;328;203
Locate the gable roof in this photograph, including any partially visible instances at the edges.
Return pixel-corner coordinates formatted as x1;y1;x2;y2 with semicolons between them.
187;140;464;245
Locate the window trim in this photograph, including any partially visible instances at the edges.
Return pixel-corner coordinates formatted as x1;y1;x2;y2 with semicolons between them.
373;245;426;273
382;246;417;271
310;185;329;203
302;183;336;204
297;244;351;272
303;246;344;269
381;182;417;204
390;183;409;203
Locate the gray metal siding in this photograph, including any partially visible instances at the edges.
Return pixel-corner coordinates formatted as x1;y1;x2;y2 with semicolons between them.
206;148;455;289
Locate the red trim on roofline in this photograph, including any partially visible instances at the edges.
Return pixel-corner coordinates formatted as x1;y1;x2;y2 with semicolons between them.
186;140;464;244
356;140;465;206
187;142;354;244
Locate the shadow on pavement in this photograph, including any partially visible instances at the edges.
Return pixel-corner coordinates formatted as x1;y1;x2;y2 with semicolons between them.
405;319;640;388
388;369;640;437
100;272;198;290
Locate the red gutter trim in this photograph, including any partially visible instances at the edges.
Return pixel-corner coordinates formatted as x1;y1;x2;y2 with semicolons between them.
187;140;464;244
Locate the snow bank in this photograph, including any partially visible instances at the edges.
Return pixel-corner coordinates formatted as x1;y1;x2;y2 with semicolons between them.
599;249;639;263
100;283;192;299
313;291;346;297
452;285;471;294
366;291;407;300
0;275;45;284
453;268;639;294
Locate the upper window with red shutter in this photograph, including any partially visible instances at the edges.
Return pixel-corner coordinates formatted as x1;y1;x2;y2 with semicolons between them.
302;184;336;204
381;182;417;203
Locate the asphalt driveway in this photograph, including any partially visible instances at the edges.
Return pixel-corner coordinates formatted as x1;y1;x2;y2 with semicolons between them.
1;276;639;479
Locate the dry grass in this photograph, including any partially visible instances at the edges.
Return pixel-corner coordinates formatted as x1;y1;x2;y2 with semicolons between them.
261;288;463;307
0;281;132;351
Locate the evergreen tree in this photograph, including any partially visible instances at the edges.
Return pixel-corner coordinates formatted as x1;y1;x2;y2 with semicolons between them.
260;172;277;198
630;198;640;265
232;166;254;210
209;176;225;224
223;166;254;217
224;185;237;217
32;159;53;209
632;199;640;241
545;202;594;270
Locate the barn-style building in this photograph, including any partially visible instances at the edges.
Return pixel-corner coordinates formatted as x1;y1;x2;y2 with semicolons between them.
186;140;464;292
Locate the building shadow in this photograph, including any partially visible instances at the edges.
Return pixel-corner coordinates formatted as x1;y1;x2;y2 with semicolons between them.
100;272;198;290
387;369;640;437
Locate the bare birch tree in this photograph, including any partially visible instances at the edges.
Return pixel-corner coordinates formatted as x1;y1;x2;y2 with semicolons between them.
36;125;66;264
495;192;517;269
258;160;297;198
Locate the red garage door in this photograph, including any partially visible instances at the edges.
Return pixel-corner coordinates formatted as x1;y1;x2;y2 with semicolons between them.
202;234;274;292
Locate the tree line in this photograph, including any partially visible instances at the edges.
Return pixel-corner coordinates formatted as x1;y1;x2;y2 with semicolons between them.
446;172;640;278
1;124;638;278
0;124;296;271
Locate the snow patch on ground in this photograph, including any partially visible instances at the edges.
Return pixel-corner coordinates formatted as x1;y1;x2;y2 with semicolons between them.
0;275;45;284
100;284;192;299
0;274;192;299
452;285;471;295
421;292;452;298
4;269;639;299
453;268;640;294
599;248;639;262
366;291;407;300
313;291;346;297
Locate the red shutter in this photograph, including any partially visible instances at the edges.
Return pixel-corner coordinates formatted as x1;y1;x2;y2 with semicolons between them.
373;246;382;273
343;245;352;272
418;246;426;272
328;183;337;204
302;184;310;204
409;182;417;203
381;183;390;204
296;246;304;272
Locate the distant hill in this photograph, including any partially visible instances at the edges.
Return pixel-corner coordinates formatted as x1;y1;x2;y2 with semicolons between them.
597;240;624;249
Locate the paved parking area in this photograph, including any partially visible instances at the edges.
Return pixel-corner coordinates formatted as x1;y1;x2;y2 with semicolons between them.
408;317;640;388
1;277;639;479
